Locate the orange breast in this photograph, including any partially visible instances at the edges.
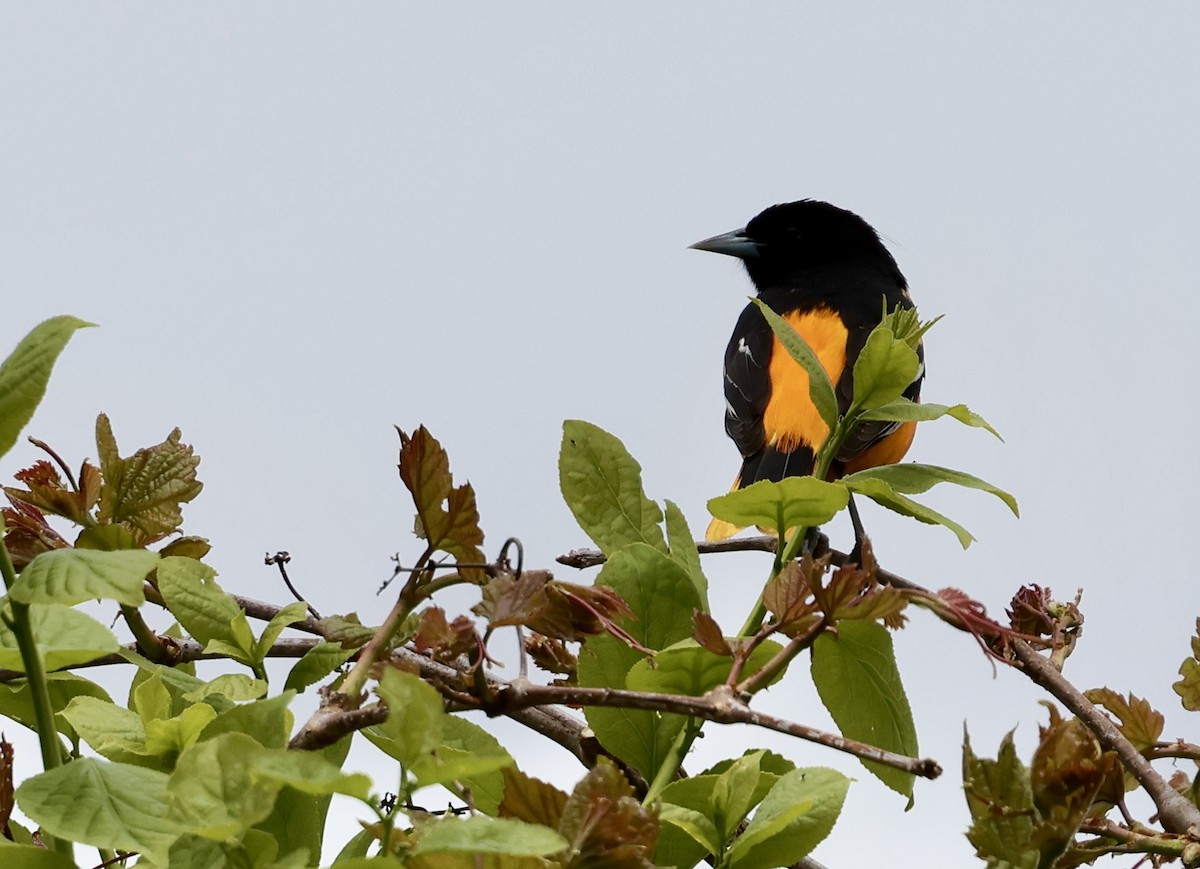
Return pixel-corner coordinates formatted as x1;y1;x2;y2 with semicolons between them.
762;307;848;453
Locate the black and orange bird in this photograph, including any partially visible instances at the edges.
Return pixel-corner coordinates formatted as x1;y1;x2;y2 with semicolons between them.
691;200;922;542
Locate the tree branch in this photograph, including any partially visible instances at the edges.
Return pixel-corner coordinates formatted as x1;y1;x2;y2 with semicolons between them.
558;540;1200;837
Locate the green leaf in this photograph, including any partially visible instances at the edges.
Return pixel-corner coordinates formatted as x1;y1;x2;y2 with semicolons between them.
0;316;94;461
664;499;707;608
252;749;372;800
117;648;233;714
591;543;699;644
0;603;118;672
133;669;173;723
199;692;295;748
156;556;247;649
707;476;848;536
727;767;849;869
254;601;309;661
60;696;148;765
750;298;838;431
284;641;355;693
559;420;666;555
439;715;513;815
849;326;920;413
413;748;513;792
842;476;975;548
657;776;723;869
659;803;722;859
880;306;941;348
1175;619;1200;711
627;640;784;698
0;842;78;869
230;731;340;866
166;732;281;839
713;751;764;844
16;757;178;861
182;673;267;704
95;414;203;545
74;523;139;551
10;548;159;607
413;815;567;856
963;729;1038;868
0;671;112;741
859;397;1002;440
144;704;219;760
366;667;445;769
811;621;917;801
576;544;699;777
843;463;1018;517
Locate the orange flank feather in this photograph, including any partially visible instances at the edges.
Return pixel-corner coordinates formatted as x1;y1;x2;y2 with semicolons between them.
762;307;847;453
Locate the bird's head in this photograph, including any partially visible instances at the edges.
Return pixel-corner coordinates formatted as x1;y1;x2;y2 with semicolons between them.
690;199;899;291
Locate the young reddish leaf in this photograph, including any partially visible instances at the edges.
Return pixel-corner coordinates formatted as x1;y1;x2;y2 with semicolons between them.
413;606;480;663
535;582;636;644
5;461;90;523
557;757;659;868
0;735;13;838
524;635;577;678
397;426;486;570
1;500;68;571
95;415;203;545
1029;716;1115;864
1083;688;1164;752
499;767;569;829
475;572;635;644
692;611;732;657
821;544;908;624
475;571;552;629
762;557;821;637
1007;585;1055;637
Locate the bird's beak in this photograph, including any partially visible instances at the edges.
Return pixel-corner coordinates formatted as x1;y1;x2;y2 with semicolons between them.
688;228;761;259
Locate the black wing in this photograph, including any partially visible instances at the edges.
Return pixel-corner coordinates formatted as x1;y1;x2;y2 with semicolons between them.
722;303;773;461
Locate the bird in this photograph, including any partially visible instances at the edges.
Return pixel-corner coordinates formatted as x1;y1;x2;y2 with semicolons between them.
691;199;922;542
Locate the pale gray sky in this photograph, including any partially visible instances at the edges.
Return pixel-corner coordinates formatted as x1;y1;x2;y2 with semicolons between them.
4;4;1200;866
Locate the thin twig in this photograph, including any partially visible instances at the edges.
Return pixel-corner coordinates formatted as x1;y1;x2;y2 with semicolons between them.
1076;818;1193;859
488;680;939;779
1010;639;1200;835
556;534;778;569
28;437;79;491
264;551;322;620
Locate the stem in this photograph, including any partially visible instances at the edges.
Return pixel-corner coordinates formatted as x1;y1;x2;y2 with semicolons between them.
736;411;854;639
737;616;827;696
338;545;434;701
119;605;173;664
643;717;702;805
1010;639;1200;835
0;532;72;857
